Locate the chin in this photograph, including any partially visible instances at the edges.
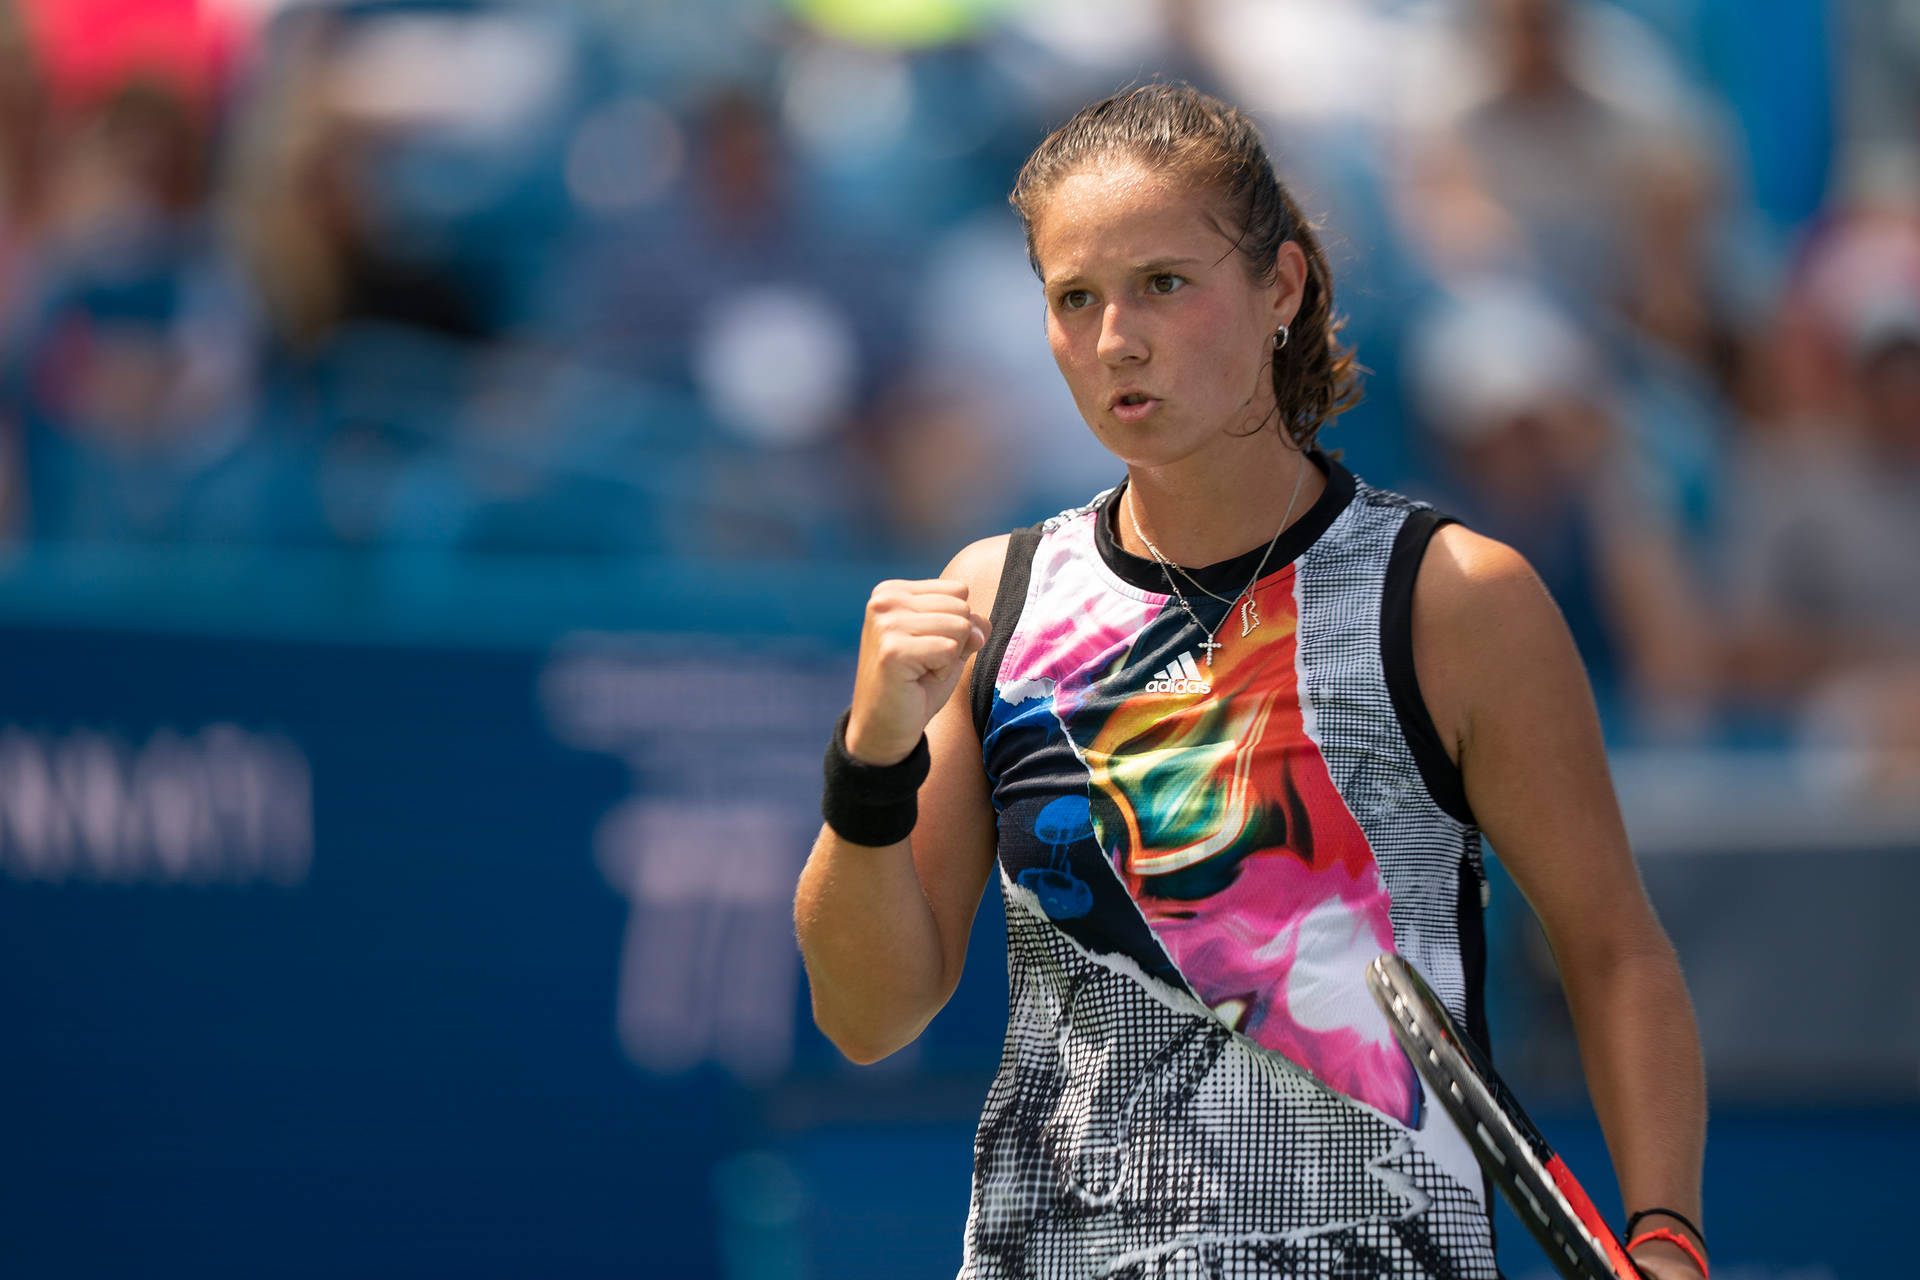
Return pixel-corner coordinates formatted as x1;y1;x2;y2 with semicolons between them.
1090;421;1208;464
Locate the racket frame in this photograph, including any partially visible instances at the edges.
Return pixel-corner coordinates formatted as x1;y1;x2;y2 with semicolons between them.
1365;952;1640;1280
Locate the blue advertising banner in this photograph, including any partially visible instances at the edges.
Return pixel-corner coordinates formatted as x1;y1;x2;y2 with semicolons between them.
0;619;1909;1279
0;624;917;1278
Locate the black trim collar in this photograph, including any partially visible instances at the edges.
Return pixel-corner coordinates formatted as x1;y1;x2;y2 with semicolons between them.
1094;451;1356;596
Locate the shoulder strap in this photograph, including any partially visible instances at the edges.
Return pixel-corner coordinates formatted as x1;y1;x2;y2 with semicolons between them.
970;524;1044;743
1380;507;1475;826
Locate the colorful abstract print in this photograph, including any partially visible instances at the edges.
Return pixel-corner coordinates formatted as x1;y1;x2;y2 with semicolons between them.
990;527;1419;1127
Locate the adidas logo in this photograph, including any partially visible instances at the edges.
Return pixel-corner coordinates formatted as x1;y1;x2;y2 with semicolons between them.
1144;651;1212;695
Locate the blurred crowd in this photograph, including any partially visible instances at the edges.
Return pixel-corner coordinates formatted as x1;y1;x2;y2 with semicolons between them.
0;0;1916;766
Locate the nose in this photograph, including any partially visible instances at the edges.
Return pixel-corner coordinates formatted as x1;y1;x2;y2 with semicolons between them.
1096;302;1147;365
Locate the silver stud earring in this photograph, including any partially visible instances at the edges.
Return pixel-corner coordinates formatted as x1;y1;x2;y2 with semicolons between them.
1273;323;1290;351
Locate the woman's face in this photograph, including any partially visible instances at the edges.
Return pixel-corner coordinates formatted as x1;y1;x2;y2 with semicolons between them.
1029;159;1302;471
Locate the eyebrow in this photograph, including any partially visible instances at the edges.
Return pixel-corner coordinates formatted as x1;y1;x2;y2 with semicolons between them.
1043;257;1208;291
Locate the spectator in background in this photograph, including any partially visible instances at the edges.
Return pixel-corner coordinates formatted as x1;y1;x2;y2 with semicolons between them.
0;76;258;542
1833;0;1920;211
1395;0;1752;389
1719;189;1920;790
227;3;589;549
0;6;47;302
551;82;913;555
1396;0;1750;655
0;9;50;536
229;11;522;354
0;0;255;539
1406;279;1715;740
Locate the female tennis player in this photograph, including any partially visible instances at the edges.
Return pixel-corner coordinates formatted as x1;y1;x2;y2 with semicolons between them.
796;85;1706;1280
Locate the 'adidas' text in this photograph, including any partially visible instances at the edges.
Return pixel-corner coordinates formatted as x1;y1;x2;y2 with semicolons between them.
1145;651;1212;695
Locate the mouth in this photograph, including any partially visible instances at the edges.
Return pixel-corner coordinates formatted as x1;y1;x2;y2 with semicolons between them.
1108;390;1161;421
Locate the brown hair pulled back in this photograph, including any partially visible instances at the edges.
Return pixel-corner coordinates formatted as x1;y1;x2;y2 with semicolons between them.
1009;83;1361;451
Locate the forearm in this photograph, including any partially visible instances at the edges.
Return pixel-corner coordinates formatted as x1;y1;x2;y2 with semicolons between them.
1558;927;1707;1264
794;826;952;1064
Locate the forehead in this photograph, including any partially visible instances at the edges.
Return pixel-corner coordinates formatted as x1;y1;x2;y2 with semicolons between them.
1031;160;1229;283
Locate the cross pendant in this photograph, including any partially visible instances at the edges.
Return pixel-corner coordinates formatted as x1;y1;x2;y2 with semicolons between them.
1198;637;1223;667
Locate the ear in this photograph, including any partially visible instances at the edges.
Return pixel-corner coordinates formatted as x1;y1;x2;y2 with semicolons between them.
1271;241;1309;329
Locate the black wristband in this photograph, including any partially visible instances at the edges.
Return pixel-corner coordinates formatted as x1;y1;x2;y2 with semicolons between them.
821;709;930;847
1625;1208;1707;1253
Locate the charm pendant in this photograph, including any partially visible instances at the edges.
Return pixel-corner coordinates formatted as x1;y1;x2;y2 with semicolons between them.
1240;597;1260;637
1198;637;1223;667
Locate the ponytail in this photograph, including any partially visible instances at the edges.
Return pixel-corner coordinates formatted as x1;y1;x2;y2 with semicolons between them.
1266;183;1362;451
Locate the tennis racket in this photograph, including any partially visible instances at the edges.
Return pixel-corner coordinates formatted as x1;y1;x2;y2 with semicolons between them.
1365;952;1642;1280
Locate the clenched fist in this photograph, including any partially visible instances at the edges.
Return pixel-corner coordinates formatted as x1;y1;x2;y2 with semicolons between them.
846;579;990;767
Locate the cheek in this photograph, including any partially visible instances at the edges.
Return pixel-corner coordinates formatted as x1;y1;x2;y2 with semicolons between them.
1046;317;1087;384
1205;305;1272;395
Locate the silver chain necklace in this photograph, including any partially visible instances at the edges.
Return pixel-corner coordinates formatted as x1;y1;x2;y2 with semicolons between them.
1124;451;1309;669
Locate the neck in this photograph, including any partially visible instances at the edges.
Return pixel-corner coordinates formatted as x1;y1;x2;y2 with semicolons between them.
1120;436;1325;568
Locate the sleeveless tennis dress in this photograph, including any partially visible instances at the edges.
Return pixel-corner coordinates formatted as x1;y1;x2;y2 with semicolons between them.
961;454;1498;1279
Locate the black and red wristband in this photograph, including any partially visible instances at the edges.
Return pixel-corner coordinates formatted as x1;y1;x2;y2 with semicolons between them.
1625;1207;1708;1278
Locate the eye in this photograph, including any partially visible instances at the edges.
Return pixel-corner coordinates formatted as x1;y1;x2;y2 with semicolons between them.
1148;273;1186;295
1058;288;1093;311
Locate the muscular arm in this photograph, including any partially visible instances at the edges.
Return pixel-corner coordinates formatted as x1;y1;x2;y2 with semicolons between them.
1414;524;1708;1279
793;535;1008;1064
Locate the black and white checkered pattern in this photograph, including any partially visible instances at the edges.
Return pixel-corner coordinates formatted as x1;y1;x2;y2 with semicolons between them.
1296;483;1485;1038
961;881;1497;1279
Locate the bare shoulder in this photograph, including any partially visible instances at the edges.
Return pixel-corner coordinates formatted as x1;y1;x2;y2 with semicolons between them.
941;532;1013;611
1415;523;1552;620
1412;522;1577;763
